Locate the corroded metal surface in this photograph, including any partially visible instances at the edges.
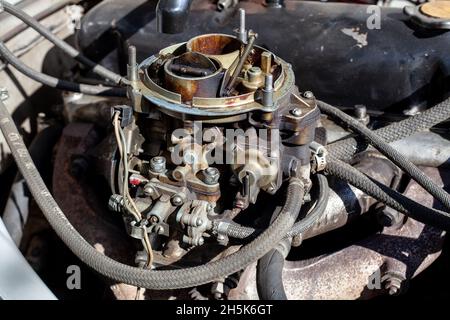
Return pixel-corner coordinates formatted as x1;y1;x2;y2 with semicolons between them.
231;166;447;300
164;52;224;102
302;152;400;240
187;33;241;69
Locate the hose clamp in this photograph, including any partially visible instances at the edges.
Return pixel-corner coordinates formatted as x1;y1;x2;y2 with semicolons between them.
310;141;327;173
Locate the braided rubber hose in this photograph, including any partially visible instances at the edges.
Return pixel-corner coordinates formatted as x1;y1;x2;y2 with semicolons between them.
0;98;304;289
326;157;450;230
1;2;126;85
327;97;450;162
0;42;126;97
318;100;450;211
287;174;329;238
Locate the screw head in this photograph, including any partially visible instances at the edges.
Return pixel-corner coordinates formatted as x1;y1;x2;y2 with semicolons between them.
153;156;164;164
354;105;367;119
171;194;184;206
149;215;159;224
205;167;218;175
150;156;166;173
203;167;220;185
303;91;314;99
155;225;165;234
144;185;156;197
290;108;302;117
196;218;204;226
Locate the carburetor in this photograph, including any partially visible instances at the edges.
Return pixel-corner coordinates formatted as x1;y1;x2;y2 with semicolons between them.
108;14;320;266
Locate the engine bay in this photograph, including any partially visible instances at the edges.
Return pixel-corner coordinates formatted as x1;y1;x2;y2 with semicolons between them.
1;0;450;301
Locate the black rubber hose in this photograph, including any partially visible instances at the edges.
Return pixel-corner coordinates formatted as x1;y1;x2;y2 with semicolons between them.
2;2;127;85
0;42;126;97
256;242;290;300
326;157;450;230
227;176;328;300
0;98;304;289
327;97;450;162
318;100;450;211
256;175;329;300
224;174;329;240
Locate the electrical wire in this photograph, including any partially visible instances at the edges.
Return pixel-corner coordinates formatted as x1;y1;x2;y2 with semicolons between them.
1;1;128;85
113;112;153;267
112;112;140;221
0;41;126;97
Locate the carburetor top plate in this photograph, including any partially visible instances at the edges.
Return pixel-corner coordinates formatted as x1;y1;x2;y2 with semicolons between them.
131;34;296;121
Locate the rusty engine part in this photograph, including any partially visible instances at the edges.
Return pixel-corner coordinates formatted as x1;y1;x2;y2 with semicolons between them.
1;0;450;302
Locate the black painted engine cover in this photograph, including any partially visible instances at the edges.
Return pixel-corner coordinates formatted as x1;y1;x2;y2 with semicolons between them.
77;0;450;113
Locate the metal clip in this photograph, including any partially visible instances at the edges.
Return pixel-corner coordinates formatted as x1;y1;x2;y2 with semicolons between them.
310;141;327;172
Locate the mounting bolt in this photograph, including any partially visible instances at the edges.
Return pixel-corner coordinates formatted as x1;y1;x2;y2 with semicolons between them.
203;167;220;185
196;218;204;227
303;91;314;99
171;194;184;206
0;87;9;101
108;194;124;213
143;184;157;198
237;8;247;44
127;45;138;82
149;215;159;224
150;156;166;173
383;275;403;296
262;74;274;107
155;225;165;235
354;105;370;125
290;108;302;117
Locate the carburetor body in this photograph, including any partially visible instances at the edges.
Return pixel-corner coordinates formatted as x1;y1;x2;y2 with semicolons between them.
110;31;320;263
